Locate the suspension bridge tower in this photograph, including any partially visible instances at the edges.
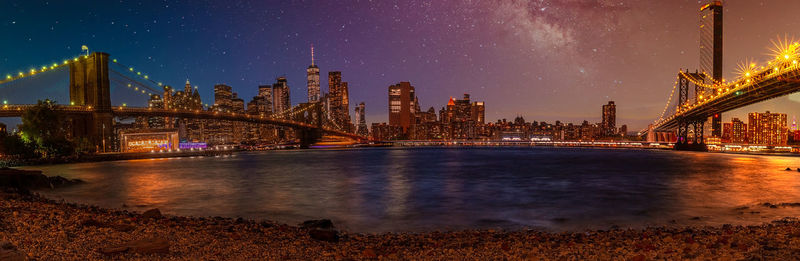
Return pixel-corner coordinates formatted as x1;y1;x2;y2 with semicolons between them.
700;1;723;137
67;52;113;153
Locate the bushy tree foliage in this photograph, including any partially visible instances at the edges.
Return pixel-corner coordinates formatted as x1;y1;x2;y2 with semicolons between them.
17;99;75;157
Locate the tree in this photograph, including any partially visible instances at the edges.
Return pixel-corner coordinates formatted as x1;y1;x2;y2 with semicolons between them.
18;99;74;157
0;132;36;158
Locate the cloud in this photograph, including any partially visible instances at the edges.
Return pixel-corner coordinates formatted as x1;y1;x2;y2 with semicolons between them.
491;0;631;60
494;0;577;56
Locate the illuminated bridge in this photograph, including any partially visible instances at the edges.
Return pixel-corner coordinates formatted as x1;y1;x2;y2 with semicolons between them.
0;52;367;151
641;1;800;150
643;38;800;149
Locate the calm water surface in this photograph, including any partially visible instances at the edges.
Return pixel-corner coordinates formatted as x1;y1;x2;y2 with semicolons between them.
25;147;800;233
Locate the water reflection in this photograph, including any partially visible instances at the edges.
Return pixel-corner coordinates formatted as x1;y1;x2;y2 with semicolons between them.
27;147;800;233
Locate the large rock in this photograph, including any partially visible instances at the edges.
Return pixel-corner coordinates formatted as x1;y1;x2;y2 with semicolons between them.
0;167;83;192
300;219;334;229
99;237;170;255
0;241;26;261
309;228;339;242
141;208;163;219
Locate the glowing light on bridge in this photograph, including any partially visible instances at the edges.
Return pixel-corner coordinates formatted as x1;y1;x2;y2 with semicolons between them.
769;36;799;62
736;59;757;80
647;36;800;133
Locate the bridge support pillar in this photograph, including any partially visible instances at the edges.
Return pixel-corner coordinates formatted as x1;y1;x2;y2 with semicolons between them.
673;70;708;151
68;52;113;153
298;128;321;149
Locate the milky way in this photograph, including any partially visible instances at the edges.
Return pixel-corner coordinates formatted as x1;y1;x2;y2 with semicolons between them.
2;0;800;130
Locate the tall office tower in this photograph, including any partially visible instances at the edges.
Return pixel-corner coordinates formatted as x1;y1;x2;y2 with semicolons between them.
602;101;616;136
445;97;455;123
231;93;245;113
701;1;723;137
162;86;173;109
213;84;233;112
329;71;351;132
747;111;787;146
184;79;192;93
471;101;485;124
272;77;291;113
452;94;472;122
307;45;321;103
355;102;368;136
730;118;747;144
147;94;165;128
257;84;273;114
388;82;416;131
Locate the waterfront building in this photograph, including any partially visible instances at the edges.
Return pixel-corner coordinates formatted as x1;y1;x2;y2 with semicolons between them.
722;122;732;142
388;82;417;131
371;122;403;141
730;118;747;144
328;72;351;132
307;45;321;103
355;102;368;136
272;77;291;114
747;111;787;145
118;129;179;152
602;101;616;136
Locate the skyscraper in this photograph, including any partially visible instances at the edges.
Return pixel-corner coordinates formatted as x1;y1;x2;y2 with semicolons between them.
213;84;233;112
602;101;616;136
701;1;723;137
231;92;245;113
471;101;485;124
700;1;723;81
747;111;787;145
329;71;351;132
450;94;472;122
355;102;368;136
184;79;192;94
272;77;290;113
307;45;321;103
388;82;416;131
257;84;273;115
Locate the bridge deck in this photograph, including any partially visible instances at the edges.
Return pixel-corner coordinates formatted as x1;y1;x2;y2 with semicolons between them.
651;64;800;131
0;105;365;140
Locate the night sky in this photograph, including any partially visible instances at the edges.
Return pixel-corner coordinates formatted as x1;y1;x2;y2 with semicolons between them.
2;0;800;130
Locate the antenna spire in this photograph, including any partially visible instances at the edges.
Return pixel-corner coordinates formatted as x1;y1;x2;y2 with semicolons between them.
311;44;315;66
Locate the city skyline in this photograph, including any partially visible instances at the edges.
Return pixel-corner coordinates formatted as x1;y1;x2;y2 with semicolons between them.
4;1;800;130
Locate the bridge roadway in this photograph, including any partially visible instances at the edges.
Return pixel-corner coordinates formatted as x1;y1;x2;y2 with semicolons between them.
652;62;800;131
0;105;365;141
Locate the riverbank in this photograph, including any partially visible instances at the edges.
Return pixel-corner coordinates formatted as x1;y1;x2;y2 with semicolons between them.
2;191;800;260
0;150;235;168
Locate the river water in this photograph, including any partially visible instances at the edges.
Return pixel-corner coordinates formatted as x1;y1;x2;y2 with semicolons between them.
25;147;800;233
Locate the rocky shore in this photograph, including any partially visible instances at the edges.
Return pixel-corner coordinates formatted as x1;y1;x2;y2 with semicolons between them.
2;170;800;260
2;193;800;260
